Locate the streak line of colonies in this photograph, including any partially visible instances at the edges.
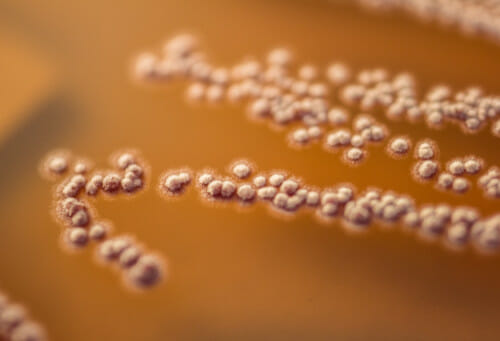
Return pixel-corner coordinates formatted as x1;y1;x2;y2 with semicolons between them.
352;0;500;47
158;159;500;254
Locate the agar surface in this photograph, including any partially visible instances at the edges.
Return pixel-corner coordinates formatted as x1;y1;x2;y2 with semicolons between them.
37;31;500;298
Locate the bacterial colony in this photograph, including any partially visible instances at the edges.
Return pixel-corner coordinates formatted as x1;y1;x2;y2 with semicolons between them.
27;5;500;338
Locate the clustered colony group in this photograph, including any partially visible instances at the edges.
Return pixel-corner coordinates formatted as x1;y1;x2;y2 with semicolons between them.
158;159;500;253
135;35;500;137
355;0;500;46
40;150;164;291
0;291;45;341
133;34;500;199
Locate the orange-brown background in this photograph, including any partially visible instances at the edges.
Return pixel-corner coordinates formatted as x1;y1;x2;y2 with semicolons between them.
1;0;500;340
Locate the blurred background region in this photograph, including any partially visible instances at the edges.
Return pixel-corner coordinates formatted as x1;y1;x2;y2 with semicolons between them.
1;0;500;340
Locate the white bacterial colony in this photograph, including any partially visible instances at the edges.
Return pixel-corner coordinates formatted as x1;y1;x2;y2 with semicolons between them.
479;167;500;198
0;291;46;341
